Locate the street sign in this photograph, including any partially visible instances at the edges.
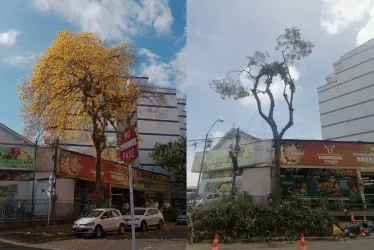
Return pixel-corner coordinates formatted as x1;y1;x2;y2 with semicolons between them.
119;127;138;164
47;186;55;198
48;175;55;184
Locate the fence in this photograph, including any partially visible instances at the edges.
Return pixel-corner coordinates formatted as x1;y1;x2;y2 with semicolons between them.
0;199;76;222
187;192;374;211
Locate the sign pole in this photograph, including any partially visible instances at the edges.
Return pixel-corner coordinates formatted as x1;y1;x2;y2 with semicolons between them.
47;195;51;230
128;162;136;250
119;127;138;250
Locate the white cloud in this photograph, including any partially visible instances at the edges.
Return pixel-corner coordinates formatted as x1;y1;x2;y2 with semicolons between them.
211;130;225;139
139;46;186;95
2;53;37;66
0;29;21;46
320;0;373;35
238;65;300;107
357;6;374;45
319;0;374;46
32;0;173;40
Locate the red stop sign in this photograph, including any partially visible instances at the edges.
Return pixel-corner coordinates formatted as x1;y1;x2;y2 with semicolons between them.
119;127;138;164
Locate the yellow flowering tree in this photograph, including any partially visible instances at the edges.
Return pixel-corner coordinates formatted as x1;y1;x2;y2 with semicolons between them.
18;30;158;207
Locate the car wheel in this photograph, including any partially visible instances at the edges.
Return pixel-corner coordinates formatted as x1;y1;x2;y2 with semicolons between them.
94;226;104;238
118;224;125;235
157;219;164;230
141;221;147;232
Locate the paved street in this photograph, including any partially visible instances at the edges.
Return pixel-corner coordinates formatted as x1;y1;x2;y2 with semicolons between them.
187;238;374;250
0;222;186;249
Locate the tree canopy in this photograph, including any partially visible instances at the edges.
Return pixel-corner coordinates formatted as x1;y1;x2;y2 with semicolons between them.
209;27;314;205
18;30;159;207
149;137;186;184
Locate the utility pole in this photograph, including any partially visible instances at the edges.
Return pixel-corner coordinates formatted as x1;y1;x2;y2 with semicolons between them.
228;127;241;196
196;119;224;193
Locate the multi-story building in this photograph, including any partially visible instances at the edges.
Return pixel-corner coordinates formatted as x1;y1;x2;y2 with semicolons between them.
318;38;374;141
318;38;374;204
61;76;186;176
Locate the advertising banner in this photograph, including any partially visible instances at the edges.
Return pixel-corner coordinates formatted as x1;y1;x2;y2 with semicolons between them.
0;171;31;181
59;151;129;186
60;150;171;193
133;168;171;194
280;167;361;202
280;140;374;168
0;146;33;169
191;145;253;172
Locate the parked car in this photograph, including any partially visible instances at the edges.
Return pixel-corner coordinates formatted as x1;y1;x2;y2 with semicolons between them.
72;208;126;238
123;207;164;232
196;193;221;206
176;210;187;225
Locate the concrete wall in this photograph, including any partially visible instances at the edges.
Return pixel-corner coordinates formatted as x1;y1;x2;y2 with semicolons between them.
241;167;272;196
318;39;374;141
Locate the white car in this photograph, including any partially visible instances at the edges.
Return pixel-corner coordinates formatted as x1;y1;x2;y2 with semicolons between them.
123;207;164;232
176;210;187;225
72;208;126;238
196;193;221;206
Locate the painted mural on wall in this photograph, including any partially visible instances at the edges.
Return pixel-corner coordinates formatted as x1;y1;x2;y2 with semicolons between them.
0;171;31;181
204;179;242;194
0;146;33;169
191;145;253;172
280;168;361;202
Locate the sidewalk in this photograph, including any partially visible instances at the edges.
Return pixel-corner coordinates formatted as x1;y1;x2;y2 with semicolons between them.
187;238;374;250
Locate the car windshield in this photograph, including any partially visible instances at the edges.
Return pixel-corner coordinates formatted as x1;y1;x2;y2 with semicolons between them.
180;211;186;215
83;210;103;218
126;209;146;216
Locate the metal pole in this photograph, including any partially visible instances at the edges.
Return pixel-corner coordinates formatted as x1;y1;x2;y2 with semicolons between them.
128;163;136;250
51;138;59;217
47;194;51;230
196;133;208;194
31;138;38;218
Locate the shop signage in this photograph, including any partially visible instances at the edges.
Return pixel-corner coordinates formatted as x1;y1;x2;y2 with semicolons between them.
132;168;171;193
59;150;129;186
0;146;33;169
59;150;171;193
191;145;253;172
279;140;374;168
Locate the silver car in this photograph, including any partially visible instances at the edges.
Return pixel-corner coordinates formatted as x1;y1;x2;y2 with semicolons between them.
176;210;187;225
196;193;221;206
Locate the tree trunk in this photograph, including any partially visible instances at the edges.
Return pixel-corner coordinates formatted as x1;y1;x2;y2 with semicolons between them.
95;148;102;208
231;158;238;196
273;138;282;206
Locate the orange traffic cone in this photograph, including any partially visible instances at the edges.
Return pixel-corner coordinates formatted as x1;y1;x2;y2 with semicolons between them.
212;234;219;250
351;213;355;224
300;233;306;250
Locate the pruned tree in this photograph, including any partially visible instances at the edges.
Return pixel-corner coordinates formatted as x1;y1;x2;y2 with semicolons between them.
18;30;163;208
228;127;241;196
149;137;186;185
210;27;314;205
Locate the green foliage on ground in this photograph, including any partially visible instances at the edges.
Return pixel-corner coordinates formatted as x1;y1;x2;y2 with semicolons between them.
163;206;181;221
188;194;333;243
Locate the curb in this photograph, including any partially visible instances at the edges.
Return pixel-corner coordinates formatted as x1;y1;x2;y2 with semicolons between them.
199;236;338;244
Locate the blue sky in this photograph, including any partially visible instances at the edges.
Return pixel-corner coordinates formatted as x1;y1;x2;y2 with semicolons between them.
186;0;374;186
0;0;185;135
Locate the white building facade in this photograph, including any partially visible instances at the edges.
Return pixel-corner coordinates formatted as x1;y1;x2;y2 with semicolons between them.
191;129;272;196
318;39;374;141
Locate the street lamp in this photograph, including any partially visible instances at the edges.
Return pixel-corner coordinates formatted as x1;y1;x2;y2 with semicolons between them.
31;125;58;217
196;119;224;193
